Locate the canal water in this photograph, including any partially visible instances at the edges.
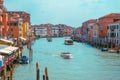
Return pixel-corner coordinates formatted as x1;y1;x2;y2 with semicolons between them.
13;38;120;80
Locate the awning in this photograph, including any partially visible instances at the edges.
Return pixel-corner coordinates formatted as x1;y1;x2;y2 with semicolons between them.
4;46;19;52
0;49;13;55
19;37;27;41
0;44;8;49
0;46;18;55
0;39;13;45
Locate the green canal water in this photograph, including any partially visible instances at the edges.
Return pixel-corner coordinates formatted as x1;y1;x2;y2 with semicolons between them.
13;38;120;80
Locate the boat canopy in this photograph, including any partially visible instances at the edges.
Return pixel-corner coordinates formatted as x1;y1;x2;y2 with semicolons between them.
0;39;13;45
0;46;18;55
4;46;19;52
0;44;8;49
0;49;13;55
19;37;27;41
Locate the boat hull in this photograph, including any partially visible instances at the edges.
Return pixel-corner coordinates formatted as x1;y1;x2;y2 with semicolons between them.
60;52;72;59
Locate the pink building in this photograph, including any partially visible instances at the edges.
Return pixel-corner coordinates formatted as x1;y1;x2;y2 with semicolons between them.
81;19;97;42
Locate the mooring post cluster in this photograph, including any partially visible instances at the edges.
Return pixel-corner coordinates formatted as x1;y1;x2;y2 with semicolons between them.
36;62;49;80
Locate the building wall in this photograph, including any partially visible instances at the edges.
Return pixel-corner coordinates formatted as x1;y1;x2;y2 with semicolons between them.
108;23;120;47
8;26;20;38
81;19;97;41
22;22;29;38
2;13;8;37
98;13;120;38
35;26;47;37
0;0;4;11
51;26;59;36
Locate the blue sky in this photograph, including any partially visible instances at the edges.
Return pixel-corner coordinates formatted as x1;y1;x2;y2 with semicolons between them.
4;0;120;27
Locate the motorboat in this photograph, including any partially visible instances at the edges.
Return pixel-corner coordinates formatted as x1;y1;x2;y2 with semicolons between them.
64;39;73;45
108;48;119;53
47;38;52;42
19;56;29;64
60;52;72;59
101;48;108;51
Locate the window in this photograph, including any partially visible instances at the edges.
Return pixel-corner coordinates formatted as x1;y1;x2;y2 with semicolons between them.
110;33;115;37
19;34;22;36
19;28;22;31
14;23;18;26
117;25;118;29
11;34;14;37
11;28;13;31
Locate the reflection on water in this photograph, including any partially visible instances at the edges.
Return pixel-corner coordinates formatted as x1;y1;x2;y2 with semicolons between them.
13;38;120;80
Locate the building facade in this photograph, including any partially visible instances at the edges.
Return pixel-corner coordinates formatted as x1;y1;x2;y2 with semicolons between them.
108;21;120;48
34;25;47;37
51;25;59;37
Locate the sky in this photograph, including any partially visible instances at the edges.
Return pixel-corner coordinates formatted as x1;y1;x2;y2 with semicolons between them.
4;0;120;27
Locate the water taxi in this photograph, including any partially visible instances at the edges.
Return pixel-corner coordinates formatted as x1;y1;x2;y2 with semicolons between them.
47;38;52;42
64;39;73;45
101;48;108;51
60;52;72;59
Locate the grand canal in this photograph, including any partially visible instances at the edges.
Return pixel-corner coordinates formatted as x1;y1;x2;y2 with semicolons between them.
13;38;120;80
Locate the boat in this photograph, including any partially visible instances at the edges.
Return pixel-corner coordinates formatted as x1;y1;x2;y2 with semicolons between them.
19;56;29;64
47;38;52;42
108;48;119;53
64;39;73;45
101;48;108;51
60;52;72;59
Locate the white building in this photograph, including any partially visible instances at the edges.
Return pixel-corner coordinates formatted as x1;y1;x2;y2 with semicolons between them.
51;26;59;37
108;21;120;47
34;26;47;37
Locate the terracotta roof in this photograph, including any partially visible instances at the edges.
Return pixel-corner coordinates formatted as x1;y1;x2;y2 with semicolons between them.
6;11;30;15
99;13;120;19
112;20;120;24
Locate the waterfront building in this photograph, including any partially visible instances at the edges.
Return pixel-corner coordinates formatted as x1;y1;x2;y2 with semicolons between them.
81;19;97;42
6;11;30;24
7;13;23;38
74;27;81;35
58;24;73;36
34;25;47;37
28;26;35;37
98;13;120;45
6;11;31;38
33;24;73;37
64;26;73;36
0;0;4;38
51;25;59;37
39;24;53;36
22;22;30;38
89;23;99;43
0;0;4;11
2;13;8;39
0;9;3;38
108;20;120;48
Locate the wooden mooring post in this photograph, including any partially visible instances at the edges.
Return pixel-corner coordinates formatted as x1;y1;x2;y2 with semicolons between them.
36;63;49;80
10;68;13;80
36;62;40;80
45;67;49;80
3;65;6;80
43;75;45;80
